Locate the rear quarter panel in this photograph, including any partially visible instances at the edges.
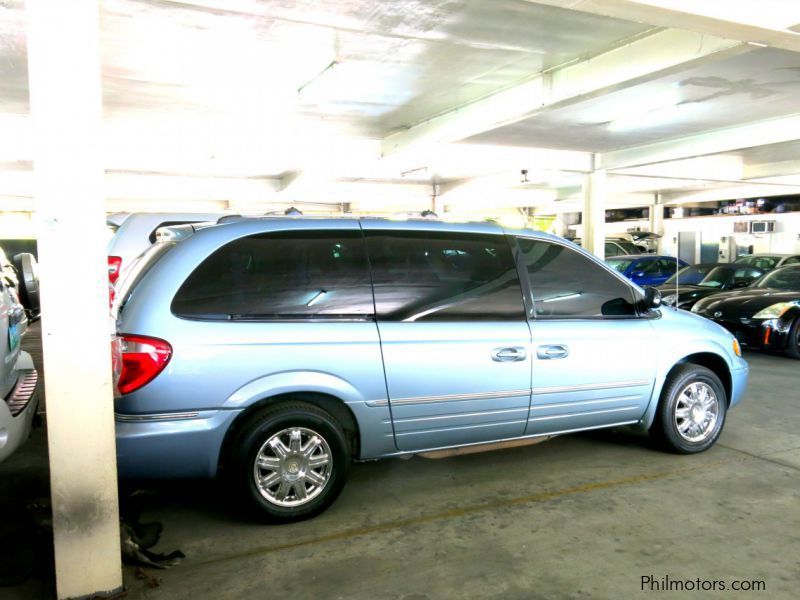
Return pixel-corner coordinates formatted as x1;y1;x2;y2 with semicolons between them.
115;219;396;459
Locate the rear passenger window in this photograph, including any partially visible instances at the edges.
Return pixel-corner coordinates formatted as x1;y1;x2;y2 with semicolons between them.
172;230;374;319
366;231;524;321
518;239;637;318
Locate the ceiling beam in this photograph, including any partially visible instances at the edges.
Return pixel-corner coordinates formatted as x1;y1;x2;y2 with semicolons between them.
522;0;800;53
381;28;748;156
743;160;800;180
599;114;800;170
662;182;800;204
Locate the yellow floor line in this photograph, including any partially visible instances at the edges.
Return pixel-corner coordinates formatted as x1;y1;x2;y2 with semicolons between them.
189;458;729;569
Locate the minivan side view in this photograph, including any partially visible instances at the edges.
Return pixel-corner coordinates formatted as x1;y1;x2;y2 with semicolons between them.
112;219;749;522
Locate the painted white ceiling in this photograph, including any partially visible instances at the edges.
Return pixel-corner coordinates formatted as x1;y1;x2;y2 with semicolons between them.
2;0;800;211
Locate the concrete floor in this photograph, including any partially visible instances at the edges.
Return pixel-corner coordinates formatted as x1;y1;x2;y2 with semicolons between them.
2;323;799;599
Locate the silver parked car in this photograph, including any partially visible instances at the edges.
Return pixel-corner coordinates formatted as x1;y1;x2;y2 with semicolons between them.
0;271;39;464
113;218;749;521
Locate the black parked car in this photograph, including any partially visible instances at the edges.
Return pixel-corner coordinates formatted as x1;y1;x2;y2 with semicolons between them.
692;264;800;358
657;263;765;310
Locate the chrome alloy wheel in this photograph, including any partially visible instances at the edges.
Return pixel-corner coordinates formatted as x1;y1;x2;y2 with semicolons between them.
674;382;719;443
253;427;332;507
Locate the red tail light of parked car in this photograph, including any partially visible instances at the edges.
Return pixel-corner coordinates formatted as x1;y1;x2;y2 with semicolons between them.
108;256;122;284
112;334;172;395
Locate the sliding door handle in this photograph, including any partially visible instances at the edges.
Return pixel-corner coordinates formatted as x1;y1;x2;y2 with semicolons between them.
536;344;569;360
491;347;527;362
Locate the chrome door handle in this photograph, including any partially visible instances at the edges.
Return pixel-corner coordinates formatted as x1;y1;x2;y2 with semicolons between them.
536;344;569;360
491;347;527;362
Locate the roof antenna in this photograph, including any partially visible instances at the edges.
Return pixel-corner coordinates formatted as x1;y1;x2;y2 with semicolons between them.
674;252;680;311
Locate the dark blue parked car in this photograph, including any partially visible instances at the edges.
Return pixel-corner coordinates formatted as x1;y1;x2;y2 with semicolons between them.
606;255;689;287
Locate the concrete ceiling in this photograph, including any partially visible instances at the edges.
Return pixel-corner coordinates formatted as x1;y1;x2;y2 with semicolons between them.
3;0;800;215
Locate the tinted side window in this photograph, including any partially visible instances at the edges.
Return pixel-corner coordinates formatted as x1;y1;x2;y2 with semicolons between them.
518;239;637;318
172;230;374;319
366;231;524;321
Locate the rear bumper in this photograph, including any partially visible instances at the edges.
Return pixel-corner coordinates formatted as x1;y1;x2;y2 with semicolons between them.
115;408;241;479
0;354;40;463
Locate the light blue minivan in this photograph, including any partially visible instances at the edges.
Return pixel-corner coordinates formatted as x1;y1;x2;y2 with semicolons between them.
112;218;748;521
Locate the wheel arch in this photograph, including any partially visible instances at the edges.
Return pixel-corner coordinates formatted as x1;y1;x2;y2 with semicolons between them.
217;392;361;476
673;352;732;405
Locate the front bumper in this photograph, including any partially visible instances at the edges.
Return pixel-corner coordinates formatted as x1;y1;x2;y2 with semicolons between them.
115;408;241;479
729;361;749;408
0;353;40;463
707;316;791;353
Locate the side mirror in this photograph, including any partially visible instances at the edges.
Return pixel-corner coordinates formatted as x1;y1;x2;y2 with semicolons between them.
733;280;749;288
632;271;646;278
643;287;662;310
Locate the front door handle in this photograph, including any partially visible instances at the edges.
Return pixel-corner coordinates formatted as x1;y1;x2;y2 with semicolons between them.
491;347;527;362
536;344;569;360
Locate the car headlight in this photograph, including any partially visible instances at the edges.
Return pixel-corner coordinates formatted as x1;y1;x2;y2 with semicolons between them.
752;302;797;319
662;294;677;306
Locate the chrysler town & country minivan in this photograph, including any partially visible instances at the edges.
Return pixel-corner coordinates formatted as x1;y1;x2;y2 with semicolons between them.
112;218;749;521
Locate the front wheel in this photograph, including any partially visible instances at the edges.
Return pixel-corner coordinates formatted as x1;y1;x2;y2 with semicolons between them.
785;317;800;359
651;364;727;454
232;402;350;522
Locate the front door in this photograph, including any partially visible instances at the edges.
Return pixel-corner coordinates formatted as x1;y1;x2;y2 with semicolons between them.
362;224;531;452
515;237;657;435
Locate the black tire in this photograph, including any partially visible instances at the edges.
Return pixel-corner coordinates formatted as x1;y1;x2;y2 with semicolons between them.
231;402;350;523
12;253;40;316
650;364;727;454
785;317;800;359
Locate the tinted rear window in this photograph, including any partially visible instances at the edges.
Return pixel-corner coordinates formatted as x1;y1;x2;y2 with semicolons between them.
172;230;374;319
365;231;524;321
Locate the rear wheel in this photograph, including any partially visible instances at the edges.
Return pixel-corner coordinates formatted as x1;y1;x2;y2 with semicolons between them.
785;317;800;359
231;402;350;522
651;364;727;454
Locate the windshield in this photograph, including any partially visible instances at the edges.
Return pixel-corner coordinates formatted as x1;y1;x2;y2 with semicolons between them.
736;255;779;270
754;267;800;291
614;241;640;254
696;267;734;288
663;265;713;286
606;258;634;273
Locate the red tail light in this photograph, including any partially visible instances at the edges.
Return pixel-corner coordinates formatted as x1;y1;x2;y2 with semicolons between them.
108;256;122;284
113;334;172;395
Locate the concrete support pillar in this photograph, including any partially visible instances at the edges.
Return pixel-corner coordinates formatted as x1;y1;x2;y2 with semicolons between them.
649;194;665;253
583;168;606;259
26;1;123;598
